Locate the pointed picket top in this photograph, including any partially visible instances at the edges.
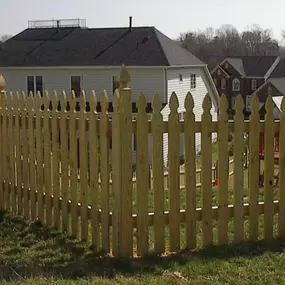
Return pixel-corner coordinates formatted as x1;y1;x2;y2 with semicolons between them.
184;92;194;111
70;91;76;112
36;91;42;111
250;95;259;115
137;92;146;113
265;95;274;116
22;92;27;110
169;92;179;112
15;92;20;110
102;90;108;113
27;92;35;113
152;93;162;114
202;93;212;113
119;64;131;90
90;90;97;112
235;94;244;113
61;91;67;112
51;91;58;112
219;94;228;114
9;91;14;112
113;89;120;112
80;90;86;111
281;96;285;113
44;91;50;110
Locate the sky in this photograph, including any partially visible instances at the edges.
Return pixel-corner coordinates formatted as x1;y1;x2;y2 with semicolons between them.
1;0;284;42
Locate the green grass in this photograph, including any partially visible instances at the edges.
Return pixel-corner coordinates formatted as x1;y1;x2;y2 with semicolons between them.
1;211;285;284
1;139;283;284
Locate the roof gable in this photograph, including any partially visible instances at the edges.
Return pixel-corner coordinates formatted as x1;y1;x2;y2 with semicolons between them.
0;26;204;67
223;56;278;77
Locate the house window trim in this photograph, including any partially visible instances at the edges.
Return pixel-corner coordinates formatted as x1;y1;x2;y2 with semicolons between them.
71;75;82;98
112;75;120;94
232;78;240;92
27;75;43;96
251;79;257;91
190;74;196;90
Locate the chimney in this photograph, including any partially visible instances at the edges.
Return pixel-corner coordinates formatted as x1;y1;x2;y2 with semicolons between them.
129;16;132;31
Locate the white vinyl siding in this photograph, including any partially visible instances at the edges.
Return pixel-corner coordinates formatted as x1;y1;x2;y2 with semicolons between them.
0;68;165;103
162;67;218;164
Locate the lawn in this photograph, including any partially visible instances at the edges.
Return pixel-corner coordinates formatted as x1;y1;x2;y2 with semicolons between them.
1;139;283;284
1;210;285;285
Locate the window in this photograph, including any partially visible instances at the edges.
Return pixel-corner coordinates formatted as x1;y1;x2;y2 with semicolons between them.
217;79;221;89
217;69;221;75
225;62;229;69
214;78;217;85
190;74;196;89
112;76;120;94
27;76;43;96
27;76;34;95
251;79;257;91
221;78;227;90
71;76;81;98
178;112;183;121
232;78;240;91
179;74;183;82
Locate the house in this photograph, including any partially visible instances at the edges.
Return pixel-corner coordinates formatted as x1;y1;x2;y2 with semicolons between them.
0;18;219;164
211;56;280;117
252;58;285;119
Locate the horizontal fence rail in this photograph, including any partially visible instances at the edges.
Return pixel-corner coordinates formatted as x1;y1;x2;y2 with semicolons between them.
0;85;284;258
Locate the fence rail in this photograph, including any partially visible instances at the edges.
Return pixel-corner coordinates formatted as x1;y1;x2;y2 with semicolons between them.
0;69;284;258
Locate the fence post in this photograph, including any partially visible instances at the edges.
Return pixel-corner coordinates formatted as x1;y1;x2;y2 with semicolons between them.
112;65;133;257
0;75;6;211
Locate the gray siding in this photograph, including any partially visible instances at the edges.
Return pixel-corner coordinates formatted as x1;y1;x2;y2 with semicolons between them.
0;68;165;103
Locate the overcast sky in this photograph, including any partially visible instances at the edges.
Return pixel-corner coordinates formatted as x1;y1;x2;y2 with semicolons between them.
1;0;284;41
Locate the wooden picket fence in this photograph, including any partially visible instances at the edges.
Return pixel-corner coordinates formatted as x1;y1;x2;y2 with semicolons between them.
0;85;284;258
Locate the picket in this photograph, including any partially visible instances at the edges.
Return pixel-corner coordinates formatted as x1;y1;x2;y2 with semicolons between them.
249;95;260;241
79;91;88;241
201;94;213;246
112;90;121;257
233;95;245;242
184;92;196;249
70;92;78;238
0;93;3;210
152;93;165;253
90;91;99;251
264;96;274;239
43;91;52;227
100;91;110;252
136;92;149;256
35;92;44;223
120;87;133;257
60;92;69;233
218;94;229;245
28;93;36;220
279;97;285;237
2;93;8;211
168;92;180;252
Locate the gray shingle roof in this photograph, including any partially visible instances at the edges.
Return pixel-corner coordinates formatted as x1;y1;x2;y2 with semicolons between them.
0;26;205;67
225;56;278;77
269;59;285;78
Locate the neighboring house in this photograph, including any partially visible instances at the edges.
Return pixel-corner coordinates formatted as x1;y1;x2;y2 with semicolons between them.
0;18;219;164
252;58;285;119
211;56;280;118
